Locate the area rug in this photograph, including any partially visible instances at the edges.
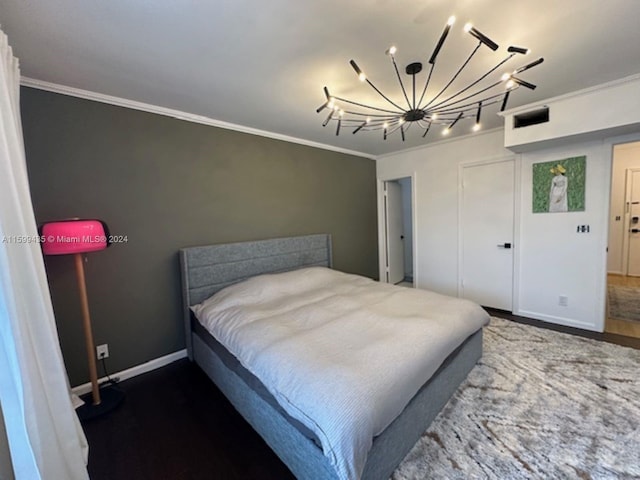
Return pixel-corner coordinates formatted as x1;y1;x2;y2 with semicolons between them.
608;284;640;322
393;317;640;479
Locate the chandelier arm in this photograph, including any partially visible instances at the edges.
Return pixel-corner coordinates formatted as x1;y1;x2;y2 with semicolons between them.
447;112;464;129
316;101;330;113
351;113;402;126
433;96;505;117
387;123;403;135
437;90;510;114
422;121;432;137
359;125;389;131
367;118;402;127
430;114;473;123
363;78;407;112
391;56;413;110
421;42;482;110
333;95;403;115
353;121;368;134
500;91;511;111
341;111;398;119
428;80;505;113
426;53;515;111
322;111;334;127
416;62;435;111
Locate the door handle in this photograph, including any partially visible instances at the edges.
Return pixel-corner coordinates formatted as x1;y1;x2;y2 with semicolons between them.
497;243;512;249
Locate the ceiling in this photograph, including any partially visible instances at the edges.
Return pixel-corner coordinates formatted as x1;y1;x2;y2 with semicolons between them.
2;0;640;157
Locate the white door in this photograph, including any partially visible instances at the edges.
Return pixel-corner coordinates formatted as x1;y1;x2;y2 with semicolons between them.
460;160;514;310
626;169;640;276
385;181;405;284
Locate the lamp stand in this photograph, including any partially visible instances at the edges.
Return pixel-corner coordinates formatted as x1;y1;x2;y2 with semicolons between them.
73;253;124;420
74;253;101;405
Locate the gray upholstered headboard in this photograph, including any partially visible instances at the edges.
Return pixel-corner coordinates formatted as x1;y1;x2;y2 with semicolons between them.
179;234;332;358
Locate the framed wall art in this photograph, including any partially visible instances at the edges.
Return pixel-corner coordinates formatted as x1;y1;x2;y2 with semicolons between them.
532;156;586;213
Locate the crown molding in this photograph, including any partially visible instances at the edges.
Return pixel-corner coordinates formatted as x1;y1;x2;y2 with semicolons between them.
20;77;374;160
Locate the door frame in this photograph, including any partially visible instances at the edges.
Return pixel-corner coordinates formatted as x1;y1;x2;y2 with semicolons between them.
622;167;640;275
601;132;640;331
457;155;520;310
377;173;418;285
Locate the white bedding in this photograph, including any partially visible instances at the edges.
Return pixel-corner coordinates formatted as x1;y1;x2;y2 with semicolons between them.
191;267;489;480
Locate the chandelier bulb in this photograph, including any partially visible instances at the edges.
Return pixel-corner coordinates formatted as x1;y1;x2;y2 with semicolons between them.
472;123;481;132
447;16;456;26
386;46;397;56
464;22;473;33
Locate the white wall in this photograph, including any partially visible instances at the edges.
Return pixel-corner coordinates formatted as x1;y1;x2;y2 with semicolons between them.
378;130;510;296
517;141;609;330
377;128;614;331
607;141;640;274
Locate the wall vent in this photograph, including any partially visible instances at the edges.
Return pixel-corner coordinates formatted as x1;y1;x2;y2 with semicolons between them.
513;107;549;128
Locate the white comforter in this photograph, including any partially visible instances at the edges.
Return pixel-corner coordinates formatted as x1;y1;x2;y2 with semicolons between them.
191;267;488;480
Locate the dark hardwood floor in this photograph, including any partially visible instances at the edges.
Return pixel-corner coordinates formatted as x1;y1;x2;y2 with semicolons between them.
82;359;295;480
82;310;639;480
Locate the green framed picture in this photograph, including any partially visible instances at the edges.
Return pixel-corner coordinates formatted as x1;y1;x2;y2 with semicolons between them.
532;156;586;213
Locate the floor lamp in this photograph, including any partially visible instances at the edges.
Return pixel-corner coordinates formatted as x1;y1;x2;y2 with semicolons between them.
41;219;124;420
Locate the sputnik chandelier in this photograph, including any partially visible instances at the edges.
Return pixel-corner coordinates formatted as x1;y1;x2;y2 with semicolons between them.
316;16;543;141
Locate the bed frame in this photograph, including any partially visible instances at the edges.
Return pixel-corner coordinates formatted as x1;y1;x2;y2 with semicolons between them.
179;234;482;480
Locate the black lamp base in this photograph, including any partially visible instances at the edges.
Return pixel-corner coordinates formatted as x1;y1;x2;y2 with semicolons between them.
77;384;125;421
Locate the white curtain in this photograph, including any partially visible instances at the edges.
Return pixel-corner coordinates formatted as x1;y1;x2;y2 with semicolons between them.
0;29;89;480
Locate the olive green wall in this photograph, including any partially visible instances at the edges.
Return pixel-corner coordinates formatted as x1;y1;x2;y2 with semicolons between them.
21;87;378;386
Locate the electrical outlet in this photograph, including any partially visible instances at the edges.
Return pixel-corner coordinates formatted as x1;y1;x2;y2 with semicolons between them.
96;344;109;359
559;295;568;307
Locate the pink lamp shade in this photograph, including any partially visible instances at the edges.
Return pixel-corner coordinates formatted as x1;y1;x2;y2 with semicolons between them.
41;219;110;255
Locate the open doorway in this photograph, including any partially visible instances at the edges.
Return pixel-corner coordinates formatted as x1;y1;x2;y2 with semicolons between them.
606;140;640;339
382;177;414;286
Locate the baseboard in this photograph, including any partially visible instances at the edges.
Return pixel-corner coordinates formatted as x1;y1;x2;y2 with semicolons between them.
72;349;188;395
514;309;600;332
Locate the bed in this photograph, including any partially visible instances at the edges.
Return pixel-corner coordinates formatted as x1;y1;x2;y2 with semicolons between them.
179;234;487;480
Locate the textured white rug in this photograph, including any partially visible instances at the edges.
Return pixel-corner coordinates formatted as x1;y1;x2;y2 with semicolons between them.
393;317;640;479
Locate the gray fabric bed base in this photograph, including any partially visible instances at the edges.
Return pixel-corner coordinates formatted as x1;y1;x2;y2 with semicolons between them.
193;327;482;480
